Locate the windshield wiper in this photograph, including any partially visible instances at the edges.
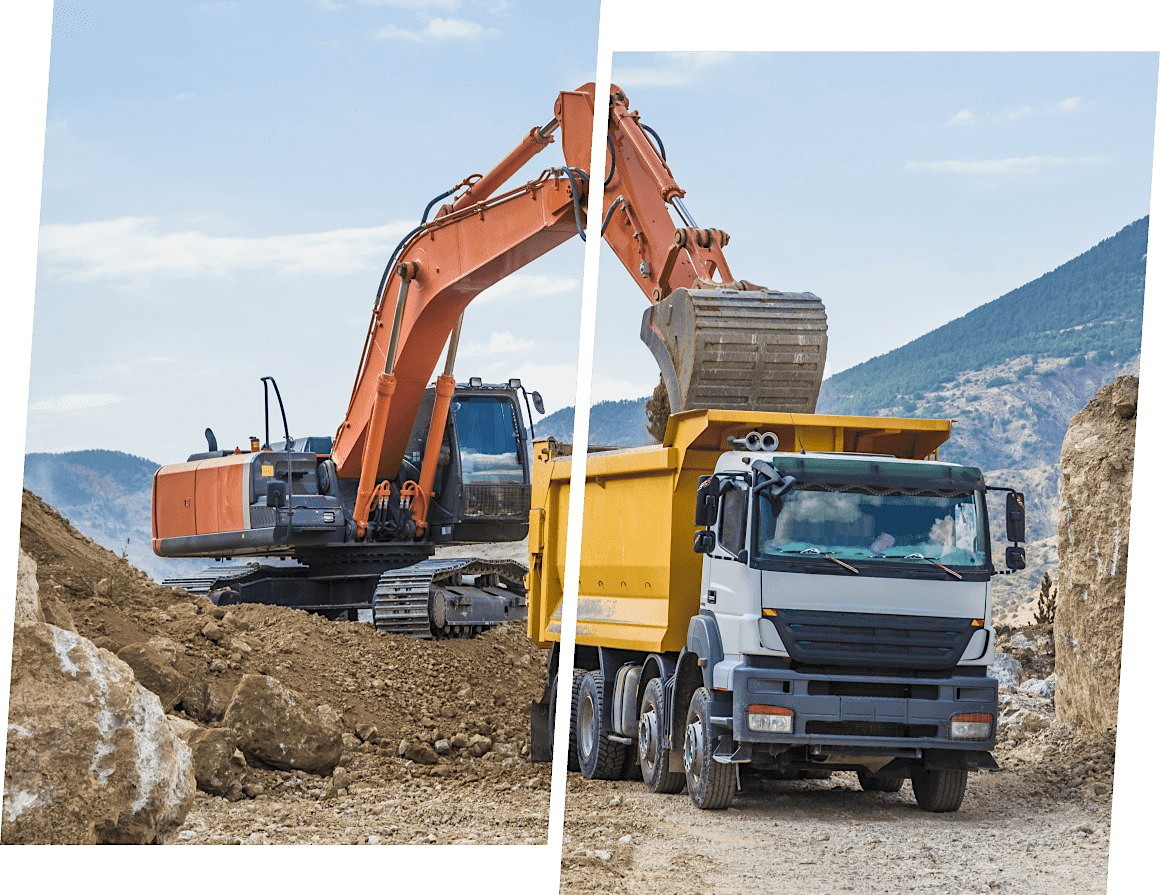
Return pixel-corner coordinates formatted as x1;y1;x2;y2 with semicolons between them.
902;553;963;581
784;548;860;575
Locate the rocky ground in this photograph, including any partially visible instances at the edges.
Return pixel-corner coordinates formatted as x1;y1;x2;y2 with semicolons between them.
559;624;1115;895
6;490;550;844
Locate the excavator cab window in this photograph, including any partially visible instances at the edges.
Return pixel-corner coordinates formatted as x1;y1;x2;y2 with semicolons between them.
452;395;525;484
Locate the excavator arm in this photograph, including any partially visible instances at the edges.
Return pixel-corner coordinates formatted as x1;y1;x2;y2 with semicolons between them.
331;83;828;537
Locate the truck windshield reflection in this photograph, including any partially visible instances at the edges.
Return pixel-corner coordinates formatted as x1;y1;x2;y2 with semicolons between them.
757;487;987;568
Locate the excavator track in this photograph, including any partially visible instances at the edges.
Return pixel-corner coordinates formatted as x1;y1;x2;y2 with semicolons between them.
372;557;528;640
642;287;829;414
162;566;269;597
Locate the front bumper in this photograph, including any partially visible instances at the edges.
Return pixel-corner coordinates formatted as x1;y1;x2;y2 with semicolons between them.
727;662;998;754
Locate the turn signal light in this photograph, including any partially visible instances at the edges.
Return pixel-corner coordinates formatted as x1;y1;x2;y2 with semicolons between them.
747;704;793;734
950;712;993;740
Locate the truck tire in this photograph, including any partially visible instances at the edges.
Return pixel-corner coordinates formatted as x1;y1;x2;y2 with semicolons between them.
683;687;735;810
638;677;685;794
857;770;904;793
910;767;968;812
566;670;585;773
575;671;628;780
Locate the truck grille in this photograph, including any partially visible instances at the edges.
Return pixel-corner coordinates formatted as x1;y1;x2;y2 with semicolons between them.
806;680;940;700
462;483;530;520
805;720;939;739
772;609;976;671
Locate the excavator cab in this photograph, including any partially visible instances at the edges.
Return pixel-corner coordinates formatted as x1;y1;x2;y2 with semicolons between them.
403;379;538;545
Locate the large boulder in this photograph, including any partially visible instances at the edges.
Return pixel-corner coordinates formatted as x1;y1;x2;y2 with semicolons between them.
116;642;189;713
222;674;343;775
1054;376;1136;732
166;718;246;800
4;552;196;844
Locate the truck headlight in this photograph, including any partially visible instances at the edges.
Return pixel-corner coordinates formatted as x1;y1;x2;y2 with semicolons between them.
747;705;794;734
949;712;993;740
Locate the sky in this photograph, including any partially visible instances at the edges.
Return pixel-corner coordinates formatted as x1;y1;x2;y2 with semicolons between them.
25;23;1159;463
589;51;1159;403
27;0;597;464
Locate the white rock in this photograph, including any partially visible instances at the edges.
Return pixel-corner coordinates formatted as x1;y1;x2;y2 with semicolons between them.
988;652;1024;688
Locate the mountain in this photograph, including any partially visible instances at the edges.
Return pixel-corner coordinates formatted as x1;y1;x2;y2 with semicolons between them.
537;397;650;446
22;450;204;581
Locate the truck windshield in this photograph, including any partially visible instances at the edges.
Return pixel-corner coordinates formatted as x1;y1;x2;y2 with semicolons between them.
756;486;987;568
452;396;524;484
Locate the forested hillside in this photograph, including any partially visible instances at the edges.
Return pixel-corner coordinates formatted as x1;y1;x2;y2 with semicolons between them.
819;217;1147;417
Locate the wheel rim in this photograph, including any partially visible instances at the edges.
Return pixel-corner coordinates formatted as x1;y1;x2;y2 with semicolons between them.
638;708;659;775
579;690;596;758
684;715;704;784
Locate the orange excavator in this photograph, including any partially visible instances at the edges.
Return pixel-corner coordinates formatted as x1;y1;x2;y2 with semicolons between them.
151;84;828;637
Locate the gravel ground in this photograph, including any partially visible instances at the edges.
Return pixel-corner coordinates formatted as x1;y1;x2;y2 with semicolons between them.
561;739;1112;895
174;750;550;845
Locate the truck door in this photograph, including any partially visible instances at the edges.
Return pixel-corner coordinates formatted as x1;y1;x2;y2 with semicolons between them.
704;479;754;653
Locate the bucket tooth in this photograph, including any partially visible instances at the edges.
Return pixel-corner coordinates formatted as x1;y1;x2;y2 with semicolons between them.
640;287;828;413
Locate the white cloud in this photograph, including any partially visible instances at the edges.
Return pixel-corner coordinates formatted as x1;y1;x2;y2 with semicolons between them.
905;155;1101;176
373;16;499;42
38;217;412;283
947;96;1087;127
29;393;125;413
611;52;734;89
473;273;579;305
459;331;537;359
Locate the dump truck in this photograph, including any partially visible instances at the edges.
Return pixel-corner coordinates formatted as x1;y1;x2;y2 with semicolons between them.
528;410;1027;812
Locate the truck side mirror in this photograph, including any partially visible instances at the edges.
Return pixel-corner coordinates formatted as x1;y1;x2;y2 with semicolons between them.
1005;545;1026;571
693;529;716;554
1006;492;1026;543
531;391;545;415
266;480;287;509
694;476;721;526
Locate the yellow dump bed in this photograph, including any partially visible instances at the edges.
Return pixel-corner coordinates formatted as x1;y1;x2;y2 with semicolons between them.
527;409;952;652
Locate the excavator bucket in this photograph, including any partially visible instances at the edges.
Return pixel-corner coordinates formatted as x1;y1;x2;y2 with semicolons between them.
640;287;829;414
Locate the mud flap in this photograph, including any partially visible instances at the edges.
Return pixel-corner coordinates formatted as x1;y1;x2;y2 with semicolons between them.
529;697;552;762
641;286;828;413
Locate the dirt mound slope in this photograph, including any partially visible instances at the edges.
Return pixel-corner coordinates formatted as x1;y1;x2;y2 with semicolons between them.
14;490;549;844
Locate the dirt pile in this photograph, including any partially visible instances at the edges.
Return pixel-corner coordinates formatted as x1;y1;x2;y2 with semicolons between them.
11;490;550;843
4;550;195;844
1054;375;1136;732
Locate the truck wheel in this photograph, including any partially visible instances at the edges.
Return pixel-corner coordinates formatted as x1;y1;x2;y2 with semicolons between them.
857;770;904;793
910;767;968;812
638;677;684;794
575;671;628;780
683;687;735;810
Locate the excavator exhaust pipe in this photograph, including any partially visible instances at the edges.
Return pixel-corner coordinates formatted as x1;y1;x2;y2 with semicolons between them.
641;286;829;414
